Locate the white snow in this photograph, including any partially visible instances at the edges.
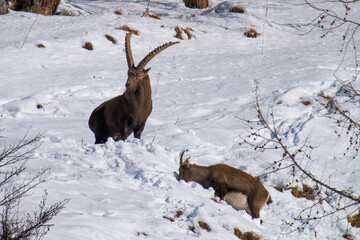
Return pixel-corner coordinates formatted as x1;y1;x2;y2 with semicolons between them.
0;0;359;239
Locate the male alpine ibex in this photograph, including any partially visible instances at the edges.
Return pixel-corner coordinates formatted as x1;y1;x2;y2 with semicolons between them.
177;151;272;218
89;33;179;144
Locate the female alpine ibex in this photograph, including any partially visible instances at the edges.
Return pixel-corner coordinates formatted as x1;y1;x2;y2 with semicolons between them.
177;151;272;218
89;33;179;144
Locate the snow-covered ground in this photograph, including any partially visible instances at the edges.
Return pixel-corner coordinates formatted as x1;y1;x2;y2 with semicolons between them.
0;0;359;239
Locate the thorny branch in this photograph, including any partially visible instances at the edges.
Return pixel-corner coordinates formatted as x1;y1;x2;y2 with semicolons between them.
304;0;360;68
239;90;360;230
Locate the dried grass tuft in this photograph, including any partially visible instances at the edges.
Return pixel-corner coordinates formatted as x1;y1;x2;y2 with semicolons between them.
105;34;117;44
183;0;208;9
82;41;93;51
244;28;259;38
234;228;261;240
174;26;195;40
291;184;315;201
230;6;245;13
36;103;43;109
114;9;122;15
10;0;61;15
116;25;139;35
348;212;360;228
36;43;45;48
198;221;211;232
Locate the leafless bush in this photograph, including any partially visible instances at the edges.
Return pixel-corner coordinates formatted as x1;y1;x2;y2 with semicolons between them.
238;90;360;236
0;130;69;239
304;0;360;68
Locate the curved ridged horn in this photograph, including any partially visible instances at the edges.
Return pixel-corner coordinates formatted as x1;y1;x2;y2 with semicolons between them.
136;41;180;70
125;32;134;68
180;150;185;164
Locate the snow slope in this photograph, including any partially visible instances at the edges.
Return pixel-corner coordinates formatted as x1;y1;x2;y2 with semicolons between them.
0;0;359;239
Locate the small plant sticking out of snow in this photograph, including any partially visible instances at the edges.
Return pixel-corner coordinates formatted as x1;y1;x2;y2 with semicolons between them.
136;232;148;236
10;0;61;15
174;26;195;40
198;221;211;232
229;6;245;13
116;25;139;35
275;184;316;201
82;41;93;51
234;228;261;240
291;184;316;200
113;9;122;15
301;97;312;106
183;0;208;9
162;210;184;222
36;43;45;48
244;28;259;38
163;215;175;222
36;103;43;109
348;212;360;228
188;225;196;233
105;34;117;44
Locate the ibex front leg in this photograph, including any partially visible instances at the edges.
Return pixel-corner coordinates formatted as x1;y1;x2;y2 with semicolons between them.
134;122;146;139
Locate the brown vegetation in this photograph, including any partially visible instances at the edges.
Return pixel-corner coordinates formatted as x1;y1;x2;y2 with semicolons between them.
36;43;46;48
82;41;93;51
174;26;195;40
274;184;316;201
183;0;208;9
244;28;259;38
234;228;261;240
10;0;61;15
229;6;245;13
105;34;117;45
198;221;211;232
114;9;122;15
36;103;43;109
348;212;360;228
116;25;139;36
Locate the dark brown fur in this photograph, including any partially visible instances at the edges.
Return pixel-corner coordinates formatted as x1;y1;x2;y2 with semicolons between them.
89;33;179;144
177;151;271;218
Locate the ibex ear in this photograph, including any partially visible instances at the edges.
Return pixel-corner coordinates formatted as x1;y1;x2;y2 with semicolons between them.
144;68;151;74
184;157;191;168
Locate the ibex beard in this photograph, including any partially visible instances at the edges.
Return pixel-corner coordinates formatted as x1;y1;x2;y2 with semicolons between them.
88;33;179;144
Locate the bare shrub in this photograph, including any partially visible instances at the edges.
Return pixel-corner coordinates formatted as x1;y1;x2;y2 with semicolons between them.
10;0;61;15
183;0;208;9
304;0;360;68
0;130;69;239
239;90;360;235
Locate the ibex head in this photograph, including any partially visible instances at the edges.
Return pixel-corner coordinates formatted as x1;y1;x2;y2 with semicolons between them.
177;151;192;182
125;32;179;92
